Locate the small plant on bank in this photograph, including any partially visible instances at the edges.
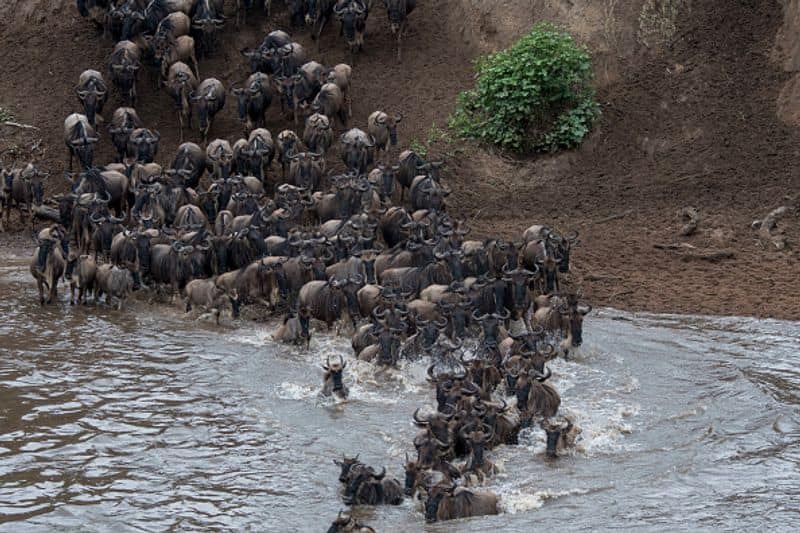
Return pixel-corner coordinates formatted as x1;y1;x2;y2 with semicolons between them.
0;107;14;123
450;23;600;153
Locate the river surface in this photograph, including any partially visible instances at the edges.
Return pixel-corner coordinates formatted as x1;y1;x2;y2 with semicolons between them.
1;255;799;532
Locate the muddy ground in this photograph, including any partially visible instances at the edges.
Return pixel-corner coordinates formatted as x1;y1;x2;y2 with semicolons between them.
1;0;798;318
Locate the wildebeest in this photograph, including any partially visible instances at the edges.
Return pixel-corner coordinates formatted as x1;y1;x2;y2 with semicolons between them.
232;72;272;134
298;278;360;332
4;163;49;229
423;481;499;522
367;111;402;152
75;69;108;126
325;63;353;118
95;263;135;310
191;0;225;57
108;107;143;163
65;113;99;172
110;228;152;285
342;464;403;506
306;0;336;47
326;511;374;533
30;233;67;305
236;0;271;26
276;129;304;178
240;128;275;182
533;297;590;350
276;60;324;125
157;34;199;86
165;62;198;140
320;354;348;398
541;415;581;458
65;253;97;305
192;78;226;142
287;151;325;191
205;139;234;181
90;211;126;261
184;277;240;323
383;0;416;61
169;142;206;189
340;128;375;174
303;113;334;156
108;40;141;106
310;82;347;128
273;305;312;347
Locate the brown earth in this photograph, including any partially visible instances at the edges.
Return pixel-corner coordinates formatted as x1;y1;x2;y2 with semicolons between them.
1;0;799;319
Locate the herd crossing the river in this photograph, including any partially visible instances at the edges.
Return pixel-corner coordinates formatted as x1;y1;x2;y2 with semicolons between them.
0;0;593;528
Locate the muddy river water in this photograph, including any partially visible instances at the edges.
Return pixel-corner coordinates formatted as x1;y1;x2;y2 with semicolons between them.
1;254;799;532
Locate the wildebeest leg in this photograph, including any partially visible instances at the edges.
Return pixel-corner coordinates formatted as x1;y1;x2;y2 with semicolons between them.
48;275;58;305
37;278;46;306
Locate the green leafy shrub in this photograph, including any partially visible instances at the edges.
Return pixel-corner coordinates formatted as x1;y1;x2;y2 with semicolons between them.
450;23;600;153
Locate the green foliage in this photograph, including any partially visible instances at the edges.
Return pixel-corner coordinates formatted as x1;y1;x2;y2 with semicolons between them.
410;123;455;160
450;23;600;153
0;107;13;123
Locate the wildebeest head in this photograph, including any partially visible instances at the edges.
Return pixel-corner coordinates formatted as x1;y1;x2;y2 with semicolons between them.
553;230;579;273
240;47;267;74
322;353;346;394
385;0;407;31
413;406;453;446
129;128;160;163
424;482;453;523
471;308;509;347
343;465;385;504
334;1;367;50
562;301;591;347
333;454;361;483
326;510;374;533
542;416;577;458
503;263;538;318
192;88;222;140
75;79;107;126
513;366;551;412
69;131;99;170
119;5;146;40
378;112;403;145
20;165;49;206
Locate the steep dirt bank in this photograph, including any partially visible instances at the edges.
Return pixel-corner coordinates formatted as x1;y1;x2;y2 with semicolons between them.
1;1;799;318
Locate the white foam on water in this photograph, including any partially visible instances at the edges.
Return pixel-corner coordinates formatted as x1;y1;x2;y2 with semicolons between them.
496;487;595;514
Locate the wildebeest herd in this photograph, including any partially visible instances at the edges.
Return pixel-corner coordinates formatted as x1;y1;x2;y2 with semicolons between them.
0;0;593;528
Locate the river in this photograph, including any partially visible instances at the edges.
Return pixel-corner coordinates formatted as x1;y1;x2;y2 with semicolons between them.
1;255;799;532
